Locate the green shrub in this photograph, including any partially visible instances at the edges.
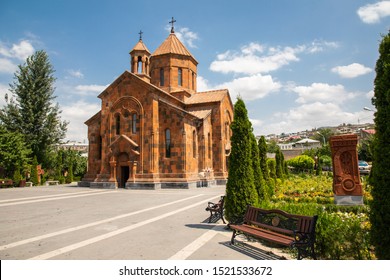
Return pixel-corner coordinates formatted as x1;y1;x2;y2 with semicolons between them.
287;155;315;173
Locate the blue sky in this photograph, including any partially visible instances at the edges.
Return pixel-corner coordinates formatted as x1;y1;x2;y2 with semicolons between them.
1;0;389;142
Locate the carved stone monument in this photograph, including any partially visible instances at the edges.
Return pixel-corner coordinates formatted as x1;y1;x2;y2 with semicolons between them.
330;134;363;205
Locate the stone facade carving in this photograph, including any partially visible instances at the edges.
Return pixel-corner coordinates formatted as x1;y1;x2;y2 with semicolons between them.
330;134;363;204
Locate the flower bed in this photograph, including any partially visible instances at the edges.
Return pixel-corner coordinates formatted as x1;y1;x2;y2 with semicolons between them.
257;174;374;259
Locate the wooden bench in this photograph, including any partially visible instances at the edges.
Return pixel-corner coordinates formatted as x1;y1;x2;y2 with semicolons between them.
230;206;318;260
205;195;226;224
45;180;59;186
0;179;13;188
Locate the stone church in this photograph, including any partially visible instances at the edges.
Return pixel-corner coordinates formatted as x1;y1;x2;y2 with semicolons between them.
79;24;233;189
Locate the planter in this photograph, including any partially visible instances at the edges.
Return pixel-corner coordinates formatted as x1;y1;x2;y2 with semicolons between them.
19;180;26;187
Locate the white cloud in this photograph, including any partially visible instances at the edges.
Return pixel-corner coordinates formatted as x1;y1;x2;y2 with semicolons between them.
61;100;100;142
175;27;199;48
0;40;35;60
67;69;84;79
0;83;11;107
0;40;35;75
196;76;211;92
0;58;18;74
197;73;281;101
331;63;373;78
257;102;361;136
75;84;108;95
165;25;199;48
210;40;338;75
291;83;357;104
366;90;374;99
358;1;390;23
219;74;282;101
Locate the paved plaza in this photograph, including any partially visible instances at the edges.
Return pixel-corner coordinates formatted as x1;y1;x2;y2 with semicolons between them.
0;184;288;260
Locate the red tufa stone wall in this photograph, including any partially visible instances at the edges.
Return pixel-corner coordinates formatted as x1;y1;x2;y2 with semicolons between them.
330;134;363;196
79;33;233;189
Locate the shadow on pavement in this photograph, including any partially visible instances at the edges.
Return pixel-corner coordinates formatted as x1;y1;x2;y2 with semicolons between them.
222;241;286;260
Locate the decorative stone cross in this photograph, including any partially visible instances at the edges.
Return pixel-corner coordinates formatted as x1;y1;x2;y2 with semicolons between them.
169;17;176;33
138;30;143;41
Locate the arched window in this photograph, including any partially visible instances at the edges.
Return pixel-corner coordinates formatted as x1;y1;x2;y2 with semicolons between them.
193;130;196;158
115;114;120;135
137;56;142;74
165;129;171;158
160;68;164;86
132;113;137;134
178;68;182;86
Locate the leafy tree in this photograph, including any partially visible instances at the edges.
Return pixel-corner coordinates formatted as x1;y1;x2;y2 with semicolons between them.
225;98;258;223
258;136;269;180
358;135;374;162
0;50;68;167
266;139;279;153
287;155;315;173
0;125;31;178
370;31;390;259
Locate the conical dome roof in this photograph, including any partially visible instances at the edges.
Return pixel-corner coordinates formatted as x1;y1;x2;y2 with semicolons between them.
130;39;151;55
152;33;197;63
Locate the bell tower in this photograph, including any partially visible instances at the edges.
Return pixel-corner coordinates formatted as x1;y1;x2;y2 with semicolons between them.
149;18;198;95
129;30;151;82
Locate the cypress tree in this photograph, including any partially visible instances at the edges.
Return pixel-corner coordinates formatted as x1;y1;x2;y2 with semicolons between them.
258;136;269;180
250;133;265;200
0;50;68;167
275;148;283;178
31;156;39;186
370;31;390;259
225;98;258;223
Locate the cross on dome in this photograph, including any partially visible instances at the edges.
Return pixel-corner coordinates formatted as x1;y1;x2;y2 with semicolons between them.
169;17;176;33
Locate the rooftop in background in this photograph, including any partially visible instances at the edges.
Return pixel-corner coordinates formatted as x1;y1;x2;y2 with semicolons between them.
56;141;89;153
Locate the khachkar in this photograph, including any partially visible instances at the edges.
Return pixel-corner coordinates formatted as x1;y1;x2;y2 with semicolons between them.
330;134;363;205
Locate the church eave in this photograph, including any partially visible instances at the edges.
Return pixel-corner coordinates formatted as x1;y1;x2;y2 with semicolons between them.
85;111;101;126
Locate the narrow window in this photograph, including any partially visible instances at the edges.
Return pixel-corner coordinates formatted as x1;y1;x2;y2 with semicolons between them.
193;130;196;158
160;68;164;86
178;68;182;86
115;114;120;135
165;129;171;158
132;113;137;134
137;56;142;74
192;72;195;89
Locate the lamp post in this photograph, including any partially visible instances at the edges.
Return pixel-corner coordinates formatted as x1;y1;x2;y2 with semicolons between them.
317;131;326;146
363;107;375;112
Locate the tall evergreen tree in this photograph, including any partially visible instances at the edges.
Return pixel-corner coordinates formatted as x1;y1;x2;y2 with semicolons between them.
370;31;390;259
0;50;68;167
250;132;265;200
275;148;284;178
258;136;269;180
225;98;258;223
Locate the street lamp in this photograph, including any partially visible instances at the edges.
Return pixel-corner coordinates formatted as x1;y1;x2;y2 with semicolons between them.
363;107;375;112
317;131;326;145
